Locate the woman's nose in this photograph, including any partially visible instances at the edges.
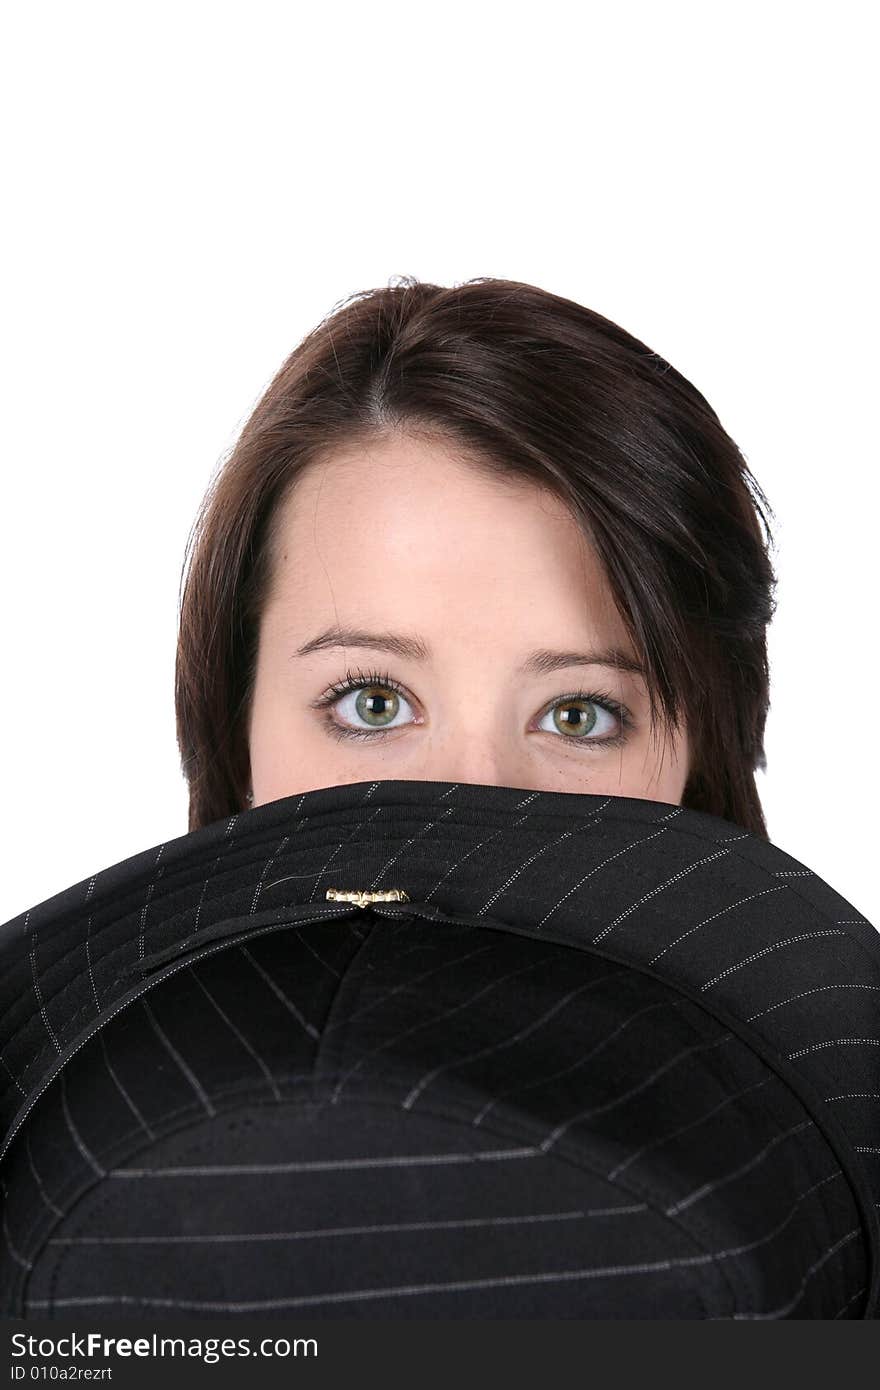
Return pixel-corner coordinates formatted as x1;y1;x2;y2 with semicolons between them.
414;738;522;791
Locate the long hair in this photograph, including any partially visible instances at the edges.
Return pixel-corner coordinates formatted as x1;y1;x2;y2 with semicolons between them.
175;276;778;836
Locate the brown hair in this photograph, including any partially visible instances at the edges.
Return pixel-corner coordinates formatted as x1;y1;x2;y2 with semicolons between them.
175;275;778;837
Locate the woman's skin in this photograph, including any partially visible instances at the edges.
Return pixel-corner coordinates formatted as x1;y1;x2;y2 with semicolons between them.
246;433;690;807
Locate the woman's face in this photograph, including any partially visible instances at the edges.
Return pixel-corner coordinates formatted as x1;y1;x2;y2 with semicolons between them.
246;434;690;808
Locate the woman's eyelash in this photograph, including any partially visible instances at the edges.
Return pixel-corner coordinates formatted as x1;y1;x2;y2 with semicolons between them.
309;666;633;746
312;668;405;708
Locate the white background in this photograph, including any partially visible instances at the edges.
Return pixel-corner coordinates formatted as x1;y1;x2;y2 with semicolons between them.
1;1;876;928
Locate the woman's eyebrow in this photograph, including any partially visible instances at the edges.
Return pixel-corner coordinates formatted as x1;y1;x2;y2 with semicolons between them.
293;627;644;677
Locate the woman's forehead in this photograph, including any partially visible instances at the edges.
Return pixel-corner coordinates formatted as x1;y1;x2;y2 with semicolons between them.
254;438;638;674
273;438;608;584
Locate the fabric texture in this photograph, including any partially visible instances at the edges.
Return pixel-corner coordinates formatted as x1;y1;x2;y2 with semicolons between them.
0;779;877;1319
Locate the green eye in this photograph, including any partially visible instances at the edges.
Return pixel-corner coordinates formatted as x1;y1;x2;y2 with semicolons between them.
548;699;601;737
353;685;400;728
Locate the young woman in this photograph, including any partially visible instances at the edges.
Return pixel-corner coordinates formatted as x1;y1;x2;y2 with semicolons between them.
174;275;777;836
4;287;877;1319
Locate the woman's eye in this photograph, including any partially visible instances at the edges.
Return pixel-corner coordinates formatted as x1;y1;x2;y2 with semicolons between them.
536;698;619;740
332;683;410;731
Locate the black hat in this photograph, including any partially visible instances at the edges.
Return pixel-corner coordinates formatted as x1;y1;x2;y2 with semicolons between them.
1;780;877;1319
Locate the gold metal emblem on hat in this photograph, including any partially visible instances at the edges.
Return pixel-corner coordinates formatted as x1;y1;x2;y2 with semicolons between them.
325;887;411;910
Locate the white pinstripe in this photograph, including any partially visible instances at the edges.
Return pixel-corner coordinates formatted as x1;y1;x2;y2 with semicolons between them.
96;1028;157;1142
110;1146;542;1176
788;1037;880;1061
139;997;216;1118
29;931;62;1055
606;1075;775;1182
329;951;562;1105
472;997;687;1128
536;1034;735;1156
58;1068;104;1178
24;1125;64;1220
136;844;166;964
400;969;626;1111
47;1205;643;1245
664;1120;814;1217
186;966;283;1102
700;931;846;992
239;944;321;1041
82;875;101;1015
248;833;292;917
731;1228;861;1319
747;983;880;1022
592;845;733;945
322;942;527;1038
649;886;788;966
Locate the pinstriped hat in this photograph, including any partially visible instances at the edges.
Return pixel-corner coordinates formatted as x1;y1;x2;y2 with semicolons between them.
0;779;877;1319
